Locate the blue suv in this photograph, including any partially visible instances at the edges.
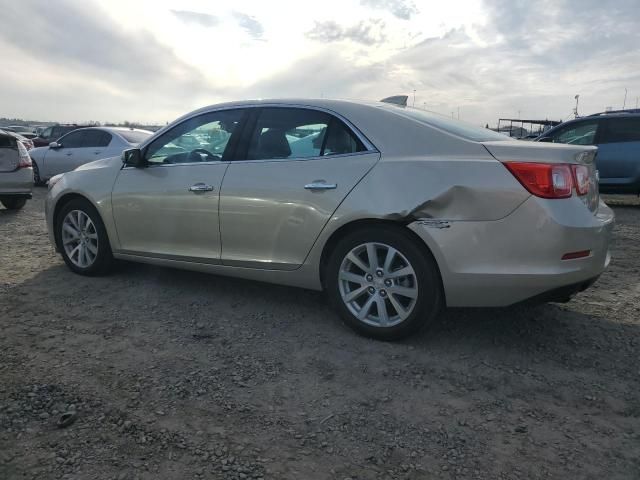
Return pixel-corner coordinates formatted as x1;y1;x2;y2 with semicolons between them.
536;111;640;194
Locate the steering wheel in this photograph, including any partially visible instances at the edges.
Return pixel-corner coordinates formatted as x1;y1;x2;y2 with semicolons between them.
188;148;220;162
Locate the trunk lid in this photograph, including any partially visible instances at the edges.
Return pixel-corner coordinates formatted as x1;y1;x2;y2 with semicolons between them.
482;140;600;213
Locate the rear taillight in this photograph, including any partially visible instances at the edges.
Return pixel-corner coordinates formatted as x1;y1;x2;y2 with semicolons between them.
571;164;589;196
504;162;573;199
17;142;32;168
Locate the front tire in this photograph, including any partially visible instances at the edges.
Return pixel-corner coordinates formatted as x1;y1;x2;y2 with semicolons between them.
56;198;113;275
0;197;27;210
326;226;442;341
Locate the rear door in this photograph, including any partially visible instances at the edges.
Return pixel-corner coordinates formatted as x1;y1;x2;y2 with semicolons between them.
595;117;640;188
41;130;87;178
219;106;379;270
75;129;113;167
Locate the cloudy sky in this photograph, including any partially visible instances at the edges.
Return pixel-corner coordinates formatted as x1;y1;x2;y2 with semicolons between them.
1;0;639;126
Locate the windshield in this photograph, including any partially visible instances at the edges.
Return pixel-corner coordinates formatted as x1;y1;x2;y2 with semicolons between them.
384;105;508;142
117;130;152;144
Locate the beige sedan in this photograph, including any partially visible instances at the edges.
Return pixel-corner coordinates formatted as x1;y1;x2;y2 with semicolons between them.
45;99;613;340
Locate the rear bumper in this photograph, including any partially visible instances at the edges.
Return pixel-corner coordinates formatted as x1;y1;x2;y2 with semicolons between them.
0;167;33;195
409;196;614;307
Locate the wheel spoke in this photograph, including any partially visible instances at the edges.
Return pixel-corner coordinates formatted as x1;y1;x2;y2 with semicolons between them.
390;285;418;299
86;242;98;255
388;293;409;320
339;270;366;285
344;285;369;303
69;244;80;261
387;266;413;279
86;231;98;240
366;243;378;270
357;295;376;320
346;252;369;273
376;296;389;326
63;223;79;238
382;247;397;274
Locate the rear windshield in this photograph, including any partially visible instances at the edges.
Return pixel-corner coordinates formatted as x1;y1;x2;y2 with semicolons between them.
0;132;17;148
117;130;152;144
384;106;508;142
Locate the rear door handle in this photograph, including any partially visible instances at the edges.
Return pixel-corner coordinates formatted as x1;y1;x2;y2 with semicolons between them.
188;183;214;193
304;181;337;190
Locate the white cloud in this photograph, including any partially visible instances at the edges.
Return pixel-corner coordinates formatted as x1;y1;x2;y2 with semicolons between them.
0;0;638;125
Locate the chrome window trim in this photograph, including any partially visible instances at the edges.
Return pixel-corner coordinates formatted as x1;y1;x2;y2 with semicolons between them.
227;150;378;165
121;150;377;170
122;160;230;170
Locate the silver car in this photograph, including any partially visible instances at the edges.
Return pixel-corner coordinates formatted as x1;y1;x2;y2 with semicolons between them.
29;126;152;185
45;99;614;340
0;130;33;210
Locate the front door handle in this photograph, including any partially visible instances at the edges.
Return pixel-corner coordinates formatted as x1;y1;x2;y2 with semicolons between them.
304;181;337;190
188;183;214;193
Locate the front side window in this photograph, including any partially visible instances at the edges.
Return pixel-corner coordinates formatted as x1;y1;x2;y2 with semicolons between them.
246;108;365;160
40;127;53;139
145;110;244;165
58;131;86;148
599;117;640;143
550;121;598;145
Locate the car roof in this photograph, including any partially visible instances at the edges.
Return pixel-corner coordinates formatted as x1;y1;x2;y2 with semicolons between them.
147;98;499;158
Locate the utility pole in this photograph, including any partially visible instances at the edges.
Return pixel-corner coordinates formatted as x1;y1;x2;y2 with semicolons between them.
623;88;627;110
457;107;460;120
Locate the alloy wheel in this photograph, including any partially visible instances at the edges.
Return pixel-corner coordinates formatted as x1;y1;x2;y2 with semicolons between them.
62;210;99;268
338;242;418;327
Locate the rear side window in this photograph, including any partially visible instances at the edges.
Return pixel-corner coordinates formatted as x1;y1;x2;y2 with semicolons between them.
550;121;598;145
599;117;640;143
246;108;365;160
83;130;112;147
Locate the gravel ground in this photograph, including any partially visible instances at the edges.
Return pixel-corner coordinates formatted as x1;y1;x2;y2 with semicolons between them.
1;188;639;480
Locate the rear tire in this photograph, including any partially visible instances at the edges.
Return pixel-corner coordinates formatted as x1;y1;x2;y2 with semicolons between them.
56;198;113;275
325;226;442;341
1;197;27;210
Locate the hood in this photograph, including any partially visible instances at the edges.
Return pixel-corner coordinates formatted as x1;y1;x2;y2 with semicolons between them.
75;155;122;172
481;140;597;165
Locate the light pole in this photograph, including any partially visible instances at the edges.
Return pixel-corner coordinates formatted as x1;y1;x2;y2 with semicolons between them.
574;94;580;118
623;88;628;110
413;90;416;107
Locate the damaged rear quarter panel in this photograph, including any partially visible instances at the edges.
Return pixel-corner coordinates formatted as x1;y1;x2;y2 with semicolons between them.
333;155;530;223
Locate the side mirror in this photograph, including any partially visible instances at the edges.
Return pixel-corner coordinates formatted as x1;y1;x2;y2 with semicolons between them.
538;137;553;143
122;148;146;168
49;141;61;149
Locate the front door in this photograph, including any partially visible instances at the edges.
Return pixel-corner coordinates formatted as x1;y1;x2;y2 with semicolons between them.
42;129;87;178
111;109;246;262
220;107;379;270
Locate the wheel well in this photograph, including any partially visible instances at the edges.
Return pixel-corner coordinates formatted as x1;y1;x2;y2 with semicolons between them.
318;218;444;293
52;193;93;250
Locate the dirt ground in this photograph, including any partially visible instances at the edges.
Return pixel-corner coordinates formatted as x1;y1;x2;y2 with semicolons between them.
1;188;639;480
